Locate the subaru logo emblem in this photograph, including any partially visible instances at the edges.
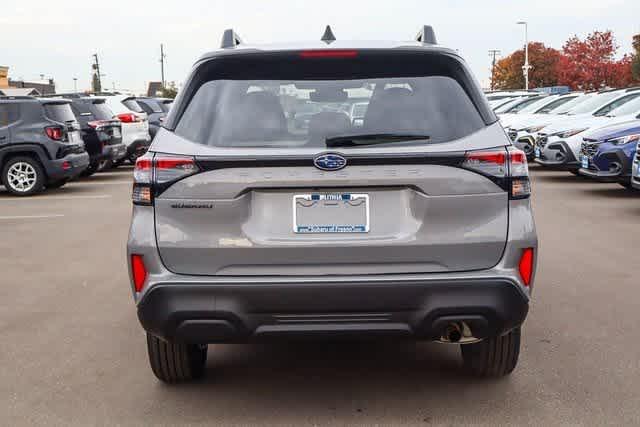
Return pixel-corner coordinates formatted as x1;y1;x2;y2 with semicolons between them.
313;153;347;171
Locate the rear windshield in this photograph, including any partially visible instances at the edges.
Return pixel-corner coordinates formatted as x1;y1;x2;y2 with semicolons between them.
159;100;173;112
173;52;490;149
122;99;144;113
88;102;115;120
139;99;164;113
43;103;76;123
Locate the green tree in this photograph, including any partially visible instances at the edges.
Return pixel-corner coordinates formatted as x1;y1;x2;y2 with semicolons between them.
160;82;178;99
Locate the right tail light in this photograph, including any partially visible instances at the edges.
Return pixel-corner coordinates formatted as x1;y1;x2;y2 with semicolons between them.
132;154;199;205
462;147;530;199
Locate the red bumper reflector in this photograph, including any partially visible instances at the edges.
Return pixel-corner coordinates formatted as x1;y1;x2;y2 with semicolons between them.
131;254;147;292
518;248;534;286
61;161;71;171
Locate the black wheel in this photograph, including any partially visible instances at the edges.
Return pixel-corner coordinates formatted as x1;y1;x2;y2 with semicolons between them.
461;327;521;378
619;181;633;189
45;178;68;189
2;156;45;196
146;333;208;383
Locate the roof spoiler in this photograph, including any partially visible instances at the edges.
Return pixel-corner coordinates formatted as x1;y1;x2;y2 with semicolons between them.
415;25;437;45
0;96;37;100
220;29;243;49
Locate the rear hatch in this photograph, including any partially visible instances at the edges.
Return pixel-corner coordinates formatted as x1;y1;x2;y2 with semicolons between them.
41;101;83;145
86;99;122;145
148;49;515;276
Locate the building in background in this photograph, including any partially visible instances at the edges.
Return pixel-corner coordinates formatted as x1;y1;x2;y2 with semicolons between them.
147;81;163;97
0;66;8;88
9;78;56;95
0;87;41;96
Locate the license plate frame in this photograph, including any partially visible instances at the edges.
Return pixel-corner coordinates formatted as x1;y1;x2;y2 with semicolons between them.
293;193;370;234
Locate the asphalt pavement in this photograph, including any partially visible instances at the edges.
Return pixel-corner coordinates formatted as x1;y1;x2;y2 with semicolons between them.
1;165;639;426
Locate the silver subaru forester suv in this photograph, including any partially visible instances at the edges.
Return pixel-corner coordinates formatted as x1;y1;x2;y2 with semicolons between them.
127;26;538;383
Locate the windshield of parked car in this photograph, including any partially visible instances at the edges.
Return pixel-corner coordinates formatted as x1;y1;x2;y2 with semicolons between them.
607;95;640;117
517;96;558;114
567;92;622;115
551;95;591;114
534;96;577;114
176;77;486;148
494;98;524;113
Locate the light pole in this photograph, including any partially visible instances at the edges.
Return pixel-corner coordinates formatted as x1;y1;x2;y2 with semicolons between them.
517;21;531;90
73;78;78;92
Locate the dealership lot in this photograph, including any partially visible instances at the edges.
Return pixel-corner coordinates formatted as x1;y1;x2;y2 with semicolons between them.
1;165;639;425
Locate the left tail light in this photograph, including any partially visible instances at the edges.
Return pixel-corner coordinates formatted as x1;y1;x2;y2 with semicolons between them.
130;254;147;292
45;126;64;141
461;147;530;199
132;154;199;205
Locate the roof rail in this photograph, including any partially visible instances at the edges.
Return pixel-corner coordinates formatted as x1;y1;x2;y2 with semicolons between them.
415;25;437;45
0;96;36;100
220;29;242;49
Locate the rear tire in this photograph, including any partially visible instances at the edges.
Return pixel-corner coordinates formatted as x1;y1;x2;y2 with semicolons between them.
2;156;45;196
146;333;208;383
461;327;521;377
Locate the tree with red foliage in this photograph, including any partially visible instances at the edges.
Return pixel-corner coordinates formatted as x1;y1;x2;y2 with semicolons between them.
557;30;633;90
492;42;562;90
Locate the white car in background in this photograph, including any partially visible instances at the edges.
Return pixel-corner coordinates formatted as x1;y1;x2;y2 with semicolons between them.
535;89;640;171
102;95;151;163
502;93;590;158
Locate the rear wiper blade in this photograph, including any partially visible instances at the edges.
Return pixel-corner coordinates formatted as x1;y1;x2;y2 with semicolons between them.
325;133;430;148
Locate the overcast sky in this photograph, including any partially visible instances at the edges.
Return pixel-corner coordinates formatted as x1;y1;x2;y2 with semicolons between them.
2;0;639;93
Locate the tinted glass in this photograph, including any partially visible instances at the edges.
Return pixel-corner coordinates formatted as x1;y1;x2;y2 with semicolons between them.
89;102;114;120
176;76;486;148
568;92;621;115
0;105;9;127
503;97;543;113
518;96;557;114
537;96;578;114
159;100;173;112
596;93;640;117
555;95;592;114
43;103;76;123
139;99;163;113
607;95;640;116
122;99;144;113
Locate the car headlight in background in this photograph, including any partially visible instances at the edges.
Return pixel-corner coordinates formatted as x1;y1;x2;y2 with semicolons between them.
606;134;640;146
553;128;588;139
522;125;547;133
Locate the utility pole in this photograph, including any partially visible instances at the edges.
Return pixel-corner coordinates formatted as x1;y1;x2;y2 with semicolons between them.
488;49;501;91
92;53;102;93
73;77;78;92
160;44;166;90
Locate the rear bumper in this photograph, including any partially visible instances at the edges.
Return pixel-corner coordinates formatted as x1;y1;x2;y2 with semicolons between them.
137;279;529;344
45;152;90;180
578;167;629;183
126;139;151;158
105;143;127;161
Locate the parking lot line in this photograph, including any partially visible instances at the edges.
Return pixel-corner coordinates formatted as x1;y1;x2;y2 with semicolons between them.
0;214;65;220
0;195;112;202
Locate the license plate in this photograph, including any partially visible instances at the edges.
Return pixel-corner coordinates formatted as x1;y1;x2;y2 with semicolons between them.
293;193;369;233
535;147;540;158
581;156;589;169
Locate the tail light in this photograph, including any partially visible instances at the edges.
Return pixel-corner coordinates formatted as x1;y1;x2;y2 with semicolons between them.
45;126;64;141
130;254;147;292
518;248;534;286
117;113;140;123
462;147;530;199
132;154;199;205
